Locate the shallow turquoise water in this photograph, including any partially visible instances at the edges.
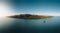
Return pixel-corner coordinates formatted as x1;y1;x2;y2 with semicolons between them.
0;16;60;33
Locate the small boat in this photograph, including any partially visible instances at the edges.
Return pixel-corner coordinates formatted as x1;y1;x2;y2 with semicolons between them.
43;20;46;23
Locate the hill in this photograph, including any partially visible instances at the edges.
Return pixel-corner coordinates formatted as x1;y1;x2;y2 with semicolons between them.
7;14;53;19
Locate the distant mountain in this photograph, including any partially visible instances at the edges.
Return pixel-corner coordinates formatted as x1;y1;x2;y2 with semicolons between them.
7;14;53;19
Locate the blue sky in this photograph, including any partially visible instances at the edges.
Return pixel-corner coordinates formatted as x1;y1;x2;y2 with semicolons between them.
2;0;60;16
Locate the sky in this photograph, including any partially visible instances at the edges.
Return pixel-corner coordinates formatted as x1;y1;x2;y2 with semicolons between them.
0;0;60;16
0;0;14;17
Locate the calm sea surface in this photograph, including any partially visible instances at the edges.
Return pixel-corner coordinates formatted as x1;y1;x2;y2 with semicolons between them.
0;16;60;33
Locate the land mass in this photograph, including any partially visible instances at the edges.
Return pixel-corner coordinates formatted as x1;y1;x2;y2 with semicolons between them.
7;14;53;19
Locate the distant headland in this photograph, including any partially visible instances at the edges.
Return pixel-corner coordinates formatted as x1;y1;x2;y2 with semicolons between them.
7;14;53;19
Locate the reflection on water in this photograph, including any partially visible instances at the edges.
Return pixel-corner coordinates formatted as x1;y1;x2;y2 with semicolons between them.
0;16;60;33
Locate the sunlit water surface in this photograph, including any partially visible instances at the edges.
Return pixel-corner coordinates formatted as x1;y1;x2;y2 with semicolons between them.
0;16;60;33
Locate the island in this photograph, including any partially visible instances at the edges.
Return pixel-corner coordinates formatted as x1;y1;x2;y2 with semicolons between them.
7;14;53;19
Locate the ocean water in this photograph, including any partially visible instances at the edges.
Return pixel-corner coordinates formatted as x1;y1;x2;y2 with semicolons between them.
0;16;60;33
